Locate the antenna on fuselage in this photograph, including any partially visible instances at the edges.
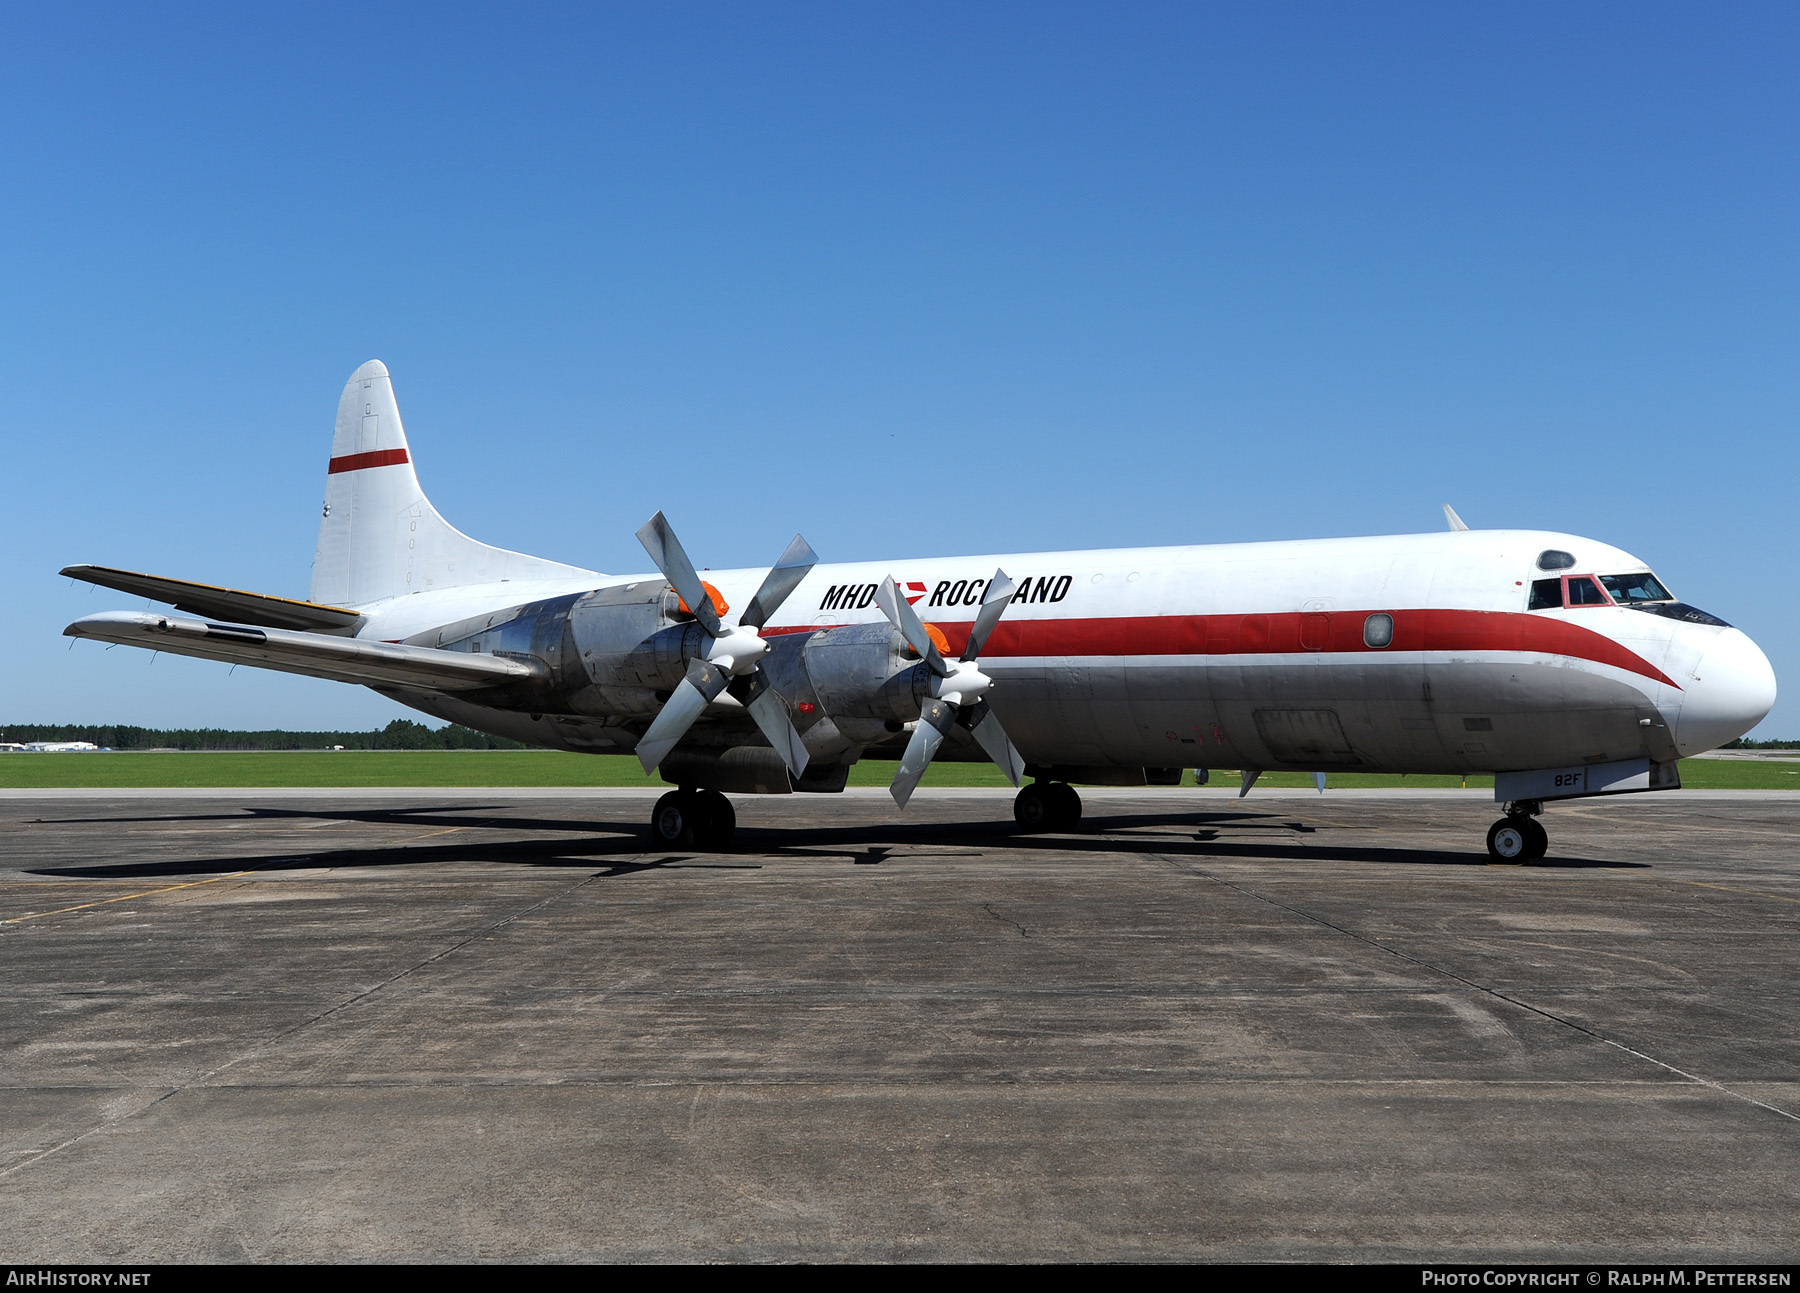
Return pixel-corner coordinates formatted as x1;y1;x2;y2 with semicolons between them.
1442;504;1471;532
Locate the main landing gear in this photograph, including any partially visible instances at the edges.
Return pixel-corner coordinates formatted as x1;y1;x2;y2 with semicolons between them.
1486;801;1547;862
1014;780;1082;834
650;788;737;851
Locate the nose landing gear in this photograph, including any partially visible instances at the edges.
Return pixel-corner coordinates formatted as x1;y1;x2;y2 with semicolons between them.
1486;801;1547;862
1014;780;1082;833
650;788;737;851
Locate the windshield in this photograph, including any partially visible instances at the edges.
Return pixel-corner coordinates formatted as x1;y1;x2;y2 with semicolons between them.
1599;572;1674;604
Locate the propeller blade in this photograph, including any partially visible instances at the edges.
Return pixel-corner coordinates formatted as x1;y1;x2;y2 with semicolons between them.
962;570;1016;662
890;697;957;808
636;512;721;636
963;699;1025;787
733;670;811;778
636;658;730;773
740;534;818;630
874;576;946;675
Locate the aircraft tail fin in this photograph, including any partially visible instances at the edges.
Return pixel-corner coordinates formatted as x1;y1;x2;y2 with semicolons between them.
310;361;599;607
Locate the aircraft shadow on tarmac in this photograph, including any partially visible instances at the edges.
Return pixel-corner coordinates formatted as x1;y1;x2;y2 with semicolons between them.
25;805;1643;880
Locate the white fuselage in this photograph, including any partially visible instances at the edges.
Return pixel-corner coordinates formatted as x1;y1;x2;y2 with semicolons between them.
353;527;1776;776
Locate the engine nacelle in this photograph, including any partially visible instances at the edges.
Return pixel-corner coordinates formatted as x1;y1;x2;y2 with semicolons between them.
561;582;701;688
798;622;931;723
419;582;714;717
416;587;933;743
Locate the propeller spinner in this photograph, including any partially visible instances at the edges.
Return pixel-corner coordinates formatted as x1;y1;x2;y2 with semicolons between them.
874;570;1026;807
634;512;816;779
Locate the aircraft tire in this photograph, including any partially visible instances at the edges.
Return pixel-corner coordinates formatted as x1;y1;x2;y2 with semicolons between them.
1013;783;1054;833
695;790;736;851
1048;782;1082;831
1522;817;1548;861
1486;818;1530;862
651;791;697;849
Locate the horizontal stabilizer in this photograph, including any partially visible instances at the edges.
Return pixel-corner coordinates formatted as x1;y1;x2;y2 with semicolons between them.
62;566;363;636
65;611;546;694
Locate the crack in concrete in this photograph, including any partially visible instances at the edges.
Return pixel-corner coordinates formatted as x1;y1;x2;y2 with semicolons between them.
981;902;1030;938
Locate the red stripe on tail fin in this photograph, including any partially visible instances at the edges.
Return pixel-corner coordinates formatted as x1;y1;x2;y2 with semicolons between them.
327;448;411;474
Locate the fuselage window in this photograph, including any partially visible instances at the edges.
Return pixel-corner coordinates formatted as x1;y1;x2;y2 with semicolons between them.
1527;579;1562;610
1565;575;1611;606
1598;572;1674;604
1363;612;1394;648
1536;549;1576;571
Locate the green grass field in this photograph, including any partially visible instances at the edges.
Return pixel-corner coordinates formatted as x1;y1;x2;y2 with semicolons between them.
1;750;1795;790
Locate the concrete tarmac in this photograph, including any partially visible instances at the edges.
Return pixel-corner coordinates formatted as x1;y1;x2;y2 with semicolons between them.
1;787;1796;1262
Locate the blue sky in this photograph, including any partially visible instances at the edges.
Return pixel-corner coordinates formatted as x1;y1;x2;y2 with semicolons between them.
4;3;1795;735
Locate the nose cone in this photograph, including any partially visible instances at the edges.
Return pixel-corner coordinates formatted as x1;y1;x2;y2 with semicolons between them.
1675;628;1778;756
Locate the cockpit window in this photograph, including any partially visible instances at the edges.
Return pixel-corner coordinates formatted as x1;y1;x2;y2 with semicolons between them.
1566;576;1610;606
1536;549;1576;571
1527;579;1562;610
1598;572;1674;604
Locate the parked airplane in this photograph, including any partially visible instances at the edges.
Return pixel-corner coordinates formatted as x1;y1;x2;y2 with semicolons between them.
63;361;1776;859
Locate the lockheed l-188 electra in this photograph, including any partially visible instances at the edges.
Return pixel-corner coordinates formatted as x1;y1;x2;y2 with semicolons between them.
62;361;1777;860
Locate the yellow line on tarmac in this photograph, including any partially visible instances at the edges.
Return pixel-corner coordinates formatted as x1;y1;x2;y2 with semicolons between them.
1;871;260;925
391;826;469;842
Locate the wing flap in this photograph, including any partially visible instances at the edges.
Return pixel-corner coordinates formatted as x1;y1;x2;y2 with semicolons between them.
64;611;547;693
61;565;364;635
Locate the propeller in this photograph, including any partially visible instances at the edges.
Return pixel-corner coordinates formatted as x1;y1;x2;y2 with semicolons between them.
873;569;1026;807
634;512;816;778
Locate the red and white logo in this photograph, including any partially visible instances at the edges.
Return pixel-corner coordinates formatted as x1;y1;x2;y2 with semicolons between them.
903;581;927;607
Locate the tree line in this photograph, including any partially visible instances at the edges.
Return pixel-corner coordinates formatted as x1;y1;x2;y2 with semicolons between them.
0;720;528;751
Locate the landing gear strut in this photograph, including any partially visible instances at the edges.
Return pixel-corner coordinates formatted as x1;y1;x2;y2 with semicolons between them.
1486;801;1547;862
1014;780;1082;834
650;788;737;851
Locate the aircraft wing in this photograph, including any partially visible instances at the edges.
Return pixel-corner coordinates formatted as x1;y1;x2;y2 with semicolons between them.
61;565;364;635
64;611;548;693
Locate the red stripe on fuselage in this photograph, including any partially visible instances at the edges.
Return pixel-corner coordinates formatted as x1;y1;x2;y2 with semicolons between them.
327;448;411;474
768;609;1677;688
